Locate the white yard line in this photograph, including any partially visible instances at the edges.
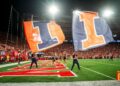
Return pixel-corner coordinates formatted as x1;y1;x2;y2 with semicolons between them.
60;61;77;77
0;61;30;68
81;66;116;80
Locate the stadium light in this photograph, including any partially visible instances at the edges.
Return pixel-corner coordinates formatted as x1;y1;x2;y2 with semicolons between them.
102;9;114;18
73;10;80;15
49;5;59;18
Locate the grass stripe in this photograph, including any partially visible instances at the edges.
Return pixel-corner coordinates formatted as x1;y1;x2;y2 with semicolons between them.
91;61;120;67
0;61;30;68
81;66;116;80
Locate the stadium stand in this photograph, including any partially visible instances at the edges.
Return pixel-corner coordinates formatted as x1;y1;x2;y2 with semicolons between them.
0;31;120;64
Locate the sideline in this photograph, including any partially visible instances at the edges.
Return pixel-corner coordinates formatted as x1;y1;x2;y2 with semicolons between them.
0;80;120;86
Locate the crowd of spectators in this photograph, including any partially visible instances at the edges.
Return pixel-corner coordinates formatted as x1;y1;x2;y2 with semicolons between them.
44;42;120;59
0;31;31;64
0;40;120;64
0;43;29;64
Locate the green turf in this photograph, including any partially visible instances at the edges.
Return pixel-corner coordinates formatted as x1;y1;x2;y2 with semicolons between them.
0;59;120;82
0;62;30;72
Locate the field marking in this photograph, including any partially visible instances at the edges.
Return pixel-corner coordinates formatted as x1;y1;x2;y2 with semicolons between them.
70;70;77;77
60;62;77;77
0;60;76;77
81;60;120;67
0;61;30;68
60;61;77;77
81;66;116;80
89;61;120;67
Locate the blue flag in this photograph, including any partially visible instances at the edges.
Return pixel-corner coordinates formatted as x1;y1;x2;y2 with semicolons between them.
72;11;114;51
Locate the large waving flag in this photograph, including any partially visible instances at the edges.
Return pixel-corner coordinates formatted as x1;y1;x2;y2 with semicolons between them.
72;11;114;51
23;21;65;53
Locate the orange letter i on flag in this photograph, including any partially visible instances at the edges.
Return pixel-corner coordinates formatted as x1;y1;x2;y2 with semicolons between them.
79;12;105;50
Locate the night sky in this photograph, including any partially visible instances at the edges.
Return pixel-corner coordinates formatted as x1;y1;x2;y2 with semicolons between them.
1;0;120;39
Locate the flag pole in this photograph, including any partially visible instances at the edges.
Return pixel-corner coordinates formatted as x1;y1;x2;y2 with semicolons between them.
6;5;13;45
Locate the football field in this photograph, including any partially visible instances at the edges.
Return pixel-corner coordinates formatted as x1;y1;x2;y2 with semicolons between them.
0;59;120;82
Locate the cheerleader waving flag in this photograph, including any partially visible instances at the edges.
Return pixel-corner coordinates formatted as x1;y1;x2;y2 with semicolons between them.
72;11;114;51
23;21;65;53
